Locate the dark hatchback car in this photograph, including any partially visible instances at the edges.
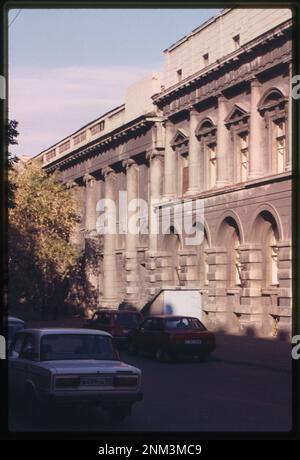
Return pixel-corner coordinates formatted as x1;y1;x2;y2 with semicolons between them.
84;310;143;346
128;315;216;361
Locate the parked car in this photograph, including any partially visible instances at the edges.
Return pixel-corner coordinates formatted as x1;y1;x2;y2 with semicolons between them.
4;316;25;349
84;310;143;347
8;328;143;422
128;315;216;361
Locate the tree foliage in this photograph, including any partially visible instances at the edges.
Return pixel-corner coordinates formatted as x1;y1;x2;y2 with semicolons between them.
7;119;19;208
9;162;81;317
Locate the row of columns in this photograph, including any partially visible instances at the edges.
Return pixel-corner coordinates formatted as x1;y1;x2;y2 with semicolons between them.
82;141;165;308
163;77;287;197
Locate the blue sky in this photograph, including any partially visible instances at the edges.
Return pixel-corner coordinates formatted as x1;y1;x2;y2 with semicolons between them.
9;8;220;157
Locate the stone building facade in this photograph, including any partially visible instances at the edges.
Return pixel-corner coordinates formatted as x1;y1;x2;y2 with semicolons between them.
36;8;293;337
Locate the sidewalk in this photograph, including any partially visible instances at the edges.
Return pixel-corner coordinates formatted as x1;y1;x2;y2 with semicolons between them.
212;332;292;373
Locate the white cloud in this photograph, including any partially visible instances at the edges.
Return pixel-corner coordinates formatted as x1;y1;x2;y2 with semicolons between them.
9;65;153;157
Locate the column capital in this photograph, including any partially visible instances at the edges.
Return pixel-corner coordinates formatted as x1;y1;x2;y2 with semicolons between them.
146;148;164;162
163;119;174;129
122;158;138;171
101;166;116;179
66;180;79;189
249;75;262;88
83;173;96;184
216;92;227;103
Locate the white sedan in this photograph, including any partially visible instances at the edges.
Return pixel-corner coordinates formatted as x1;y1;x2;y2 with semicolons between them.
8;328;143;422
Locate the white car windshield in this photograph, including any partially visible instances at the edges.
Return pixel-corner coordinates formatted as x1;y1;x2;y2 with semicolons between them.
40;334;117;361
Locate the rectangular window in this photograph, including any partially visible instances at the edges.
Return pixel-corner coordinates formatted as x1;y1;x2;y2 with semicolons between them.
233;34;240;50
58;140;71;154
90;120;105;136
45;149;56;162
176;69;182;82
203;53;209;66
275;121;285;173
240;133;248;182
182;166;189;195
208;143;216;188
73;131;87;145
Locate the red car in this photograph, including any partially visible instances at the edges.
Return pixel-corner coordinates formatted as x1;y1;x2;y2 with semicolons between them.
84;310;143;347
128;315;216;361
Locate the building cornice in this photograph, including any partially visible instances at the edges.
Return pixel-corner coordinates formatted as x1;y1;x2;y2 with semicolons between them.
155;171;293;209
153;19;292;109
44;113;155;172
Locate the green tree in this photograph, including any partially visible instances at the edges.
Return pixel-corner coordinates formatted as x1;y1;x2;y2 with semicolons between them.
7;119;19;208
9;161;81;319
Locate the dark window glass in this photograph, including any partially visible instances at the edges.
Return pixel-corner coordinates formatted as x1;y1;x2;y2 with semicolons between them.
164;317;206;331
114;313;141;328
40;334;117;361
9;333;25;358
141;319;152;330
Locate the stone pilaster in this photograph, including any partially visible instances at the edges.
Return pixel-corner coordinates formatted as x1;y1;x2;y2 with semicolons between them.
178;250;199;287
163;120;177;199
248;77;264;179
286;62;292;171
276;241;292;335
101;166;118;308
122;158;139;306
186;107;201;194
216;94;230;187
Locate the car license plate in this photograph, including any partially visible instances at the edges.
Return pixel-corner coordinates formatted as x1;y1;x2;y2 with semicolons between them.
185;339;202;345
81;376;112;386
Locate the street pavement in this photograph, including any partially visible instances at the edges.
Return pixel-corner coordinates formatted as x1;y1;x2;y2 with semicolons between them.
8;332;292;433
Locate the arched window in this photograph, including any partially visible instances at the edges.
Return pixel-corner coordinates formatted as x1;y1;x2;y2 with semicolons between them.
170;130;189;196
252;210;280;288
258;89;288;175
164;226;182;286
195;118;217;190
224;104;250;183
217;216;241;288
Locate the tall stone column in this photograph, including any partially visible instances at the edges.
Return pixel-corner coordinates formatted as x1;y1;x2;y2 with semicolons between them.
83;173;97;233
286;62;292;171
146;149;164;298
101;166;118;308
248;77;263;179
163;120;177;199
186;107;201;194
216;94;230;187
146;149;164;252
122;158;139;306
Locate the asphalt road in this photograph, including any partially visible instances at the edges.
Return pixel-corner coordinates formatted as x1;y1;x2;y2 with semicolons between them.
8;337;292;433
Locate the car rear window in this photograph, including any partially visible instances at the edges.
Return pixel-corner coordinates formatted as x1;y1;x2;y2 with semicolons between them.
165;317;206;331
114;313;141;328
40;334;117;361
